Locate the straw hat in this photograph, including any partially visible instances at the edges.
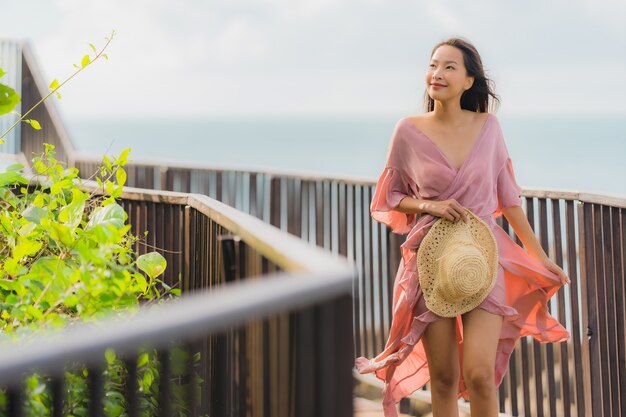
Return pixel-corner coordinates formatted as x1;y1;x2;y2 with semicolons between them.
417;208;498;317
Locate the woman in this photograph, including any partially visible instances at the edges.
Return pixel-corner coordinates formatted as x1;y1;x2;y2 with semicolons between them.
354;37;571;417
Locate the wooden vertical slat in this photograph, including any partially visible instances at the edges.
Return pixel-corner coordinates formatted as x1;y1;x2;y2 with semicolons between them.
323;180;331;250
603;205;621;416
50;375;63;417
124;356;139;417
551;198;572;417
87;365;103;417
580;202;600;416
183;206;192;293
593;204;610;416
315;181;324;248
360;184;375;357
563;200;585;417
539;198;557;417
617;207;626;417
526;198;545;417
158;348;171;417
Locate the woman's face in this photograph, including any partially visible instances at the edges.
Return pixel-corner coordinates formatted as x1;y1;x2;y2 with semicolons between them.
425;45;474;103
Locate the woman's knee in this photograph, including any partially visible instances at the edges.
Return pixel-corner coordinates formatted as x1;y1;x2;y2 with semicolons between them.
463;365;495;394
430;367;459;394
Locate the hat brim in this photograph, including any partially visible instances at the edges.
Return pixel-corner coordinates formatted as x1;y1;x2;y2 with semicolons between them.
417;209;499;318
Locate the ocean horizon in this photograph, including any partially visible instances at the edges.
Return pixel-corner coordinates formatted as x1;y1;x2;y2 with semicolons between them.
64;114;626;198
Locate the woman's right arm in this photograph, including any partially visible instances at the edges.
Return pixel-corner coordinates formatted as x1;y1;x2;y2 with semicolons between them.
396;196;430;215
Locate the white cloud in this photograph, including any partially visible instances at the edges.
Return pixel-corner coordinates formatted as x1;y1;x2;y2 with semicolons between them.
210;17;270;64
1;0;623;118
423;2;464;35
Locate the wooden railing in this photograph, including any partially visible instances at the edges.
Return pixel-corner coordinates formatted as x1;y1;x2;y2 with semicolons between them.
67;157;626;417
0;182;356;417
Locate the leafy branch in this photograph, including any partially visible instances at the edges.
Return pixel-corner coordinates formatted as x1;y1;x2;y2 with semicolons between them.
0;29;117;144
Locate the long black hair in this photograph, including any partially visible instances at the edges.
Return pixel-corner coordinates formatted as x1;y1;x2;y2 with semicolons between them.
423;37;501;114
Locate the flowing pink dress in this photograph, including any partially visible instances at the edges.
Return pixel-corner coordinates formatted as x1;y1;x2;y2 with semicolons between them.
354;113;570;412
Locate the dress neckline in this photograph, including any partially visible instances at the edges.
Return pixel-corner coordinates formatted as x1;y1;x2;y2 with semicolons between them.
405;113;492;174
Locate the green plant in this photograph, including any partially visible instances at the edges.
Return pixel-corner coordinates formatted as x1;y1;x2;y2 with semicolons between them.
0;144;171;336
0;31;202;416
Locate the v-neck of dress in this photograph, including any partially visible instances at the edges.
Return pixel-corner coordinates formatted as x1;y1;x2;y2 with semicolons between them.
406;113;492;174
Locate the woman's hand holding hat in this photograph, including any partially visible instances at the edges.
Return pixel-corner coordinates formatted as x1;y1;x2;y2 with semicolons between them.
424;199;469;223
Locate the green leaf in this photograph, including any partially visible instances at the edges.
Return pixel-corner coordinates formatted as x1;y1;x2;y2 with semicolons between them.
3;257;26;277
85;203;126;231
22;205;48;224
49;79;60;90
5;163;24;172
137;352;149;367
134;273;147;293
0;170;28;187
115;168;126;186
117;148;131;165
26;305;43;321
142;370;154;389
64;294;78;308
89;43;97;53
136;252;167;280
13;239;43;260
24;119;42;130
104;348;116;364
0;83;20;116
0;68;5;78
104;180;115;195
102;155;112;171
81;54;91;68
18;222;37;237
49;222;75;246
59;188;87;229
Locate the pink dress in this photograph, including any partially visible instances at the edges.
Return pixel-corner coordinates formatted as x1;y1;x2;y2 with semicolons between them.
354;113;570;411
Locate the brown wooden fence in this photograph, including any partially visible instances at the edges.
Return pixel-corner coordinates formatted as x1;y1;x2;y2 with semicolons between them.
71;158;626;417
0;182;355;417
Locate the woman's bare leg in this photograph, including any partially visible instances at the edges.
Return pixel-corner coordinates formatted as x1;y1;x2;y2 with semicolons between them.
421;318;460;417
461;308;503;417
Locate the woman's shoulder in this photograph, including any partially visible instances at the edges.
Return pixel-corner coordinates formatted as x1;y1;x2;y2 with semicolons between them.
398;111;496;125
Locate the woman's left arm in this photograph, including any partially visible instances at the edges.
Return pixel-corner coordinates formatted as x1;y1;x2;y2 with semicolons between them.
502;205;571;285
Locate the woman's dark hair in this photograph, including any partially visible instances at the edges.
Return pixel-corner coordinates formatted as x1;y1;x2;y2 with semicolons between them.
422;37;500;114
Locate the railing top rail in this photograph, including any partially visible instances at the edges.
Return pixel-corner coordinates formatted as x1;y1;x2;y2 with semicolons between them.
73;151;377;185
75;152;626;207
76;179;353;274
520;185;626;209
0;267;353;385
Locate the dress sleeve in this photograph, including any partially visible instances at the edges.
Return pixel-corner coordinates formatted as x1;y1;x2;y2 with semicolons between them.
370;166;417;234
493;157;523;218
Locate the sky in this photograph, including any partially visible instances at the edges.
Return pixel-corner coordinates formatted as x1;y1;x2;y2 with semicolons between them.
1;0;625;120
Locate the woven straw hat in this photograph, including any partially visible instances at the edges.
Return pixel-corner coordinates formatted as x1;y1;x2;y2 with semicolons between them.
417;208;499;317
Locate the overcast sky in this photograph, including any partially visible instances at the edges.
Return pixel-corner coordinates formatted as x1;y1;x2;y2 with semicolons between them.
1;0;625;120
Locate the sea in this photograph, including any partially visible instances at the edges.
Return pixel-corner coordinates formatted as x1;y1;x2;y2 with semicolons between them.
64;114;626;198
